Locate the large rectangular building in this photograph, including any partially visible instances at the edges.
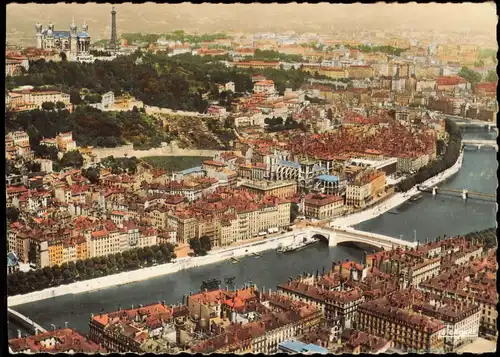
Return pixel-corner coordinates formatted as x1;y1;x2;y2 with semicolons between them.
357;298;445;352
239;179;297;199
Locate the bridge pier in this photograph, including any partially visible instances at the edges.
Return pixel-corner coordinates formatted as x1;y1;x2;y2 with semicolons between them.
326;232;336;247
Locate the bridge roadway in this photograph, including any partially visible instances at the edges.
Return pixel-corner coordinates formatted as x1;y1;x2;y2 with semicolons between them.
462;139;498;150
303;225;417;250
418;186;496;201
8;307;47;335
456;121;496;130
443;115;496;129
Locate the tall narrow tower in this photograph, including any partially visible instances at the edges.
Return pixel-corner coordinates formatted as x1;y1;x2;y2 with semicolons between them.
35;23;43;49
69;18;78;55
109;6;117;51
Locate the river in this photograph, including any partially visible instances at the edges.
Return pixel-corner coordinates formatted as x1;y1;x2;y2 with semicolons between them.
7;130;497;339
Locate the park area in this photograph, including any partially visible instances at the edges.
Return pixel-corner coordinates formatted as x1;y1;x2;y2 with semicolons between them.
142;156;210;172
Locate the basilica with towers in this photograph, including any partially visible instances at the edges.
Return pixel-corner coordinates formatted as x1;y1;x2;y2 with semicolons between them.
35;20;91;56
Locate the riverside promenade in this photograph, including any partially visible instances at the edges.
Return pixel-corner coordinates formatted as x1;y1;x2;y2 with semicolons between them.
332;150;464;228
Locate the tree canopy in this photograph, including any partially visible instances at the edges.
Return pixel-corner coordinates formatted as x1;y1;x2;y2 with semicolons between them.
485;70;498;82
458;67;482;84
189;236;212;256
6;106;172;150
7;243;176;296
7;51;318;111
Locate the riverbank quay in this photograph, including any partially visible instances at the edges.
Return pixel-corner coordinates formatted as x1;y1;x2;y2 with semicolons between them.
332;150;464;228
7;232;303;307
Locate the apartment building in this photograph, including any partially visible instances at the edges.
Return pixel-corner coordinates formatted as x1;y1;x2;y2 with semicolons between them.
239;180;297;199
347;66;374;79
277;279;365;330
345;170;386;208
9;328;104;353
233;60;280;70
357;298;445;352
168;189;291;246
89;302;179;352
396;153;430;173
48;236;88;267
253;80;277;96
12;89;70;108
303;193;344;220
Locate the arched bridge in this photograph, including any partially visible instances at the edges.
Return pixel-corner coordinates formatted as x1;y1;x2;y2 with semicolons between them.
303;226;417;251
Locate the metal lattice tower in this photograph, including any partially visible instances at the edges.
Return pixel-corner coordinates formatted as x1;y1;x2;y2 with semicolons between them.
109;6;117;50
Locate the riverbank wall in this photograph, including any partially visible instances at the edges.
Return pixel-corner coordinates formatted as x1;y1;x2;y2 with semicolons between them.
8;233;301;307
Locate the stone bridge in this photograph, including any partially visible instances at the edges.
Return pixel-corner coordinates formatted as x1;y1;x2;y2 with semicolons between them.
8;307;47;335
303;226;417;251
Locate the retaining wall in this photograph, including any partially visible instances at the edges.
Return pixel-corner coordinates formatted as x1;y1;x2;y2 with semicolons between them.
91;141;223;160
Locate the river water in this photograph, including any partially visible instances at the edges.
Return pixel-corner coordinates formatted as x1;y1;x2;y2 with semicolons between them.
8;130;497;338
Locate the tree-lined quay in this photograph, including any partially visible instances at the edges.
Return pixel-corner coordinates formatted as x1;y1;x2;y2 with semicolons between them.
7;243;176;296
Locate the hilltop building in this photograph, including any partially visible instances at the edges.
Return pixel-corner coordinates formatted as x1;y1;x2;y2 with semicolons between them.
35;20;90;58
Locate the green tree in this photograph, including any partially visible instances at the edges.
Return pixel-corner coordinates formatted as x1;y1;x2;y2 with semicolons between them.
41;101;56;111
327;108;333;121
485;70;498;82
60;150;84;168
474;59;485;67
84;93;103;104
70;90;82;105
290;202;299;223
82;167;100;184
55;101;66;110
189;238;202;256
458;67;482;84
6;207;20;223
199;235;212;252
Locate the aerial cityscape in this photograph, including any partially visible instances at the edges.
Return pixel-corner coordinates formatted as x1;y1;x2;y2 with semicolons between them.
5;2;498;354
